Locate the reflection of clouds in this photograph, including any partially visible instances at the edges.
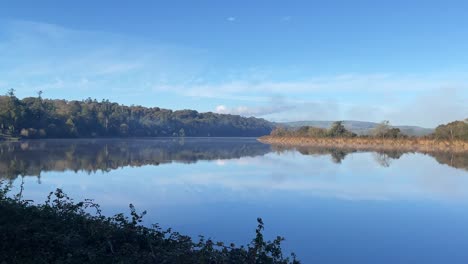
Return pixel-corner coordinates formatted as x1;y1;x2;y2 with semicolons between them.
409;158;468;200
231;154;297;167
11;151;468;210
270;172;287;184
215;160;226;166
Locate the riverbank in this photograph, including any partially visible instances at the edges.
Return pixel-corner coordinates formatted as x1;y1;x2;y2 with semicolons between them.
0;187;298;264
258;136;468;153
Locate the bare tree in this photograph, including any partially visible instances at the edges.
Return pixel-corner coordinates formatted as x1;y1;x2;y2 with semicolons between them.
372;120;391;139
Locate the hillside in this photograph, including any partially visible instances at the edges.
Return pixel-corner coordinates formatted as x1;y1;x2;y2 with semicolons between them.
282;120;434;136
0;94;274;139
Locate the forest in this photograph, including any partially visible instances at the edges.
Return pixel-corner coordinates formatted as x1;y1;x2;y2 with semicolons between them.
0;90;274;139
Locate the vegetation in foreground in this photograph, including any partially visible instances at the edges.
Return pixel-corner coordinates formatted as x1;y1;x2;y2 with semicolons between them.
0;183;299;264
0;90;273;139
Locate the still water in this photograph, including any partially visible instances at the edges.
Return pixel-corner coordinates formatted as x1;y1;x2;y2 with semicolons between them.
2;138;468;263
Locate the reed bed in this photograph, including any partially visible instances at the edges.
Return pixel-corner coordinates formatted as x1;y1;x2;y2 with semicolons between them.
258;136;468;153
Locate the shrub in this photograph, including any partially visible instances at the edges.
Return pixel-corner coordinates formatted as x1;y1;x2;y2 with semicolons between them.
0;183;299;264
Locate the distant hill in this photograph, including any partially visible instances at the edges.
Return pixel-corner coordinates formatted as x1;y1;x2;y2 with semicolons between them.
281;120;434;136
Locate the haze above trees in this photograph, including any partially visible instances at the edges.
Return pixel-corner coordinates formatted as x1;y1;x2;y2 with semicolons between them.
0;90;466;141
271;120;468;141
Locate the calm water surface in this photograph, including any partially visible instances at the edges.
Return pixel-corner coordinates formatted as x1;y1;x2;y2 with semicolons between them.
2;138;468;263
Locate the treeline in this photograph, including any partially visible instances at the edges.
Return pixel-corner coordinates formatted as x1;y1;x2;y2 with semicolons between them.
271;120;468;140
272;121;370;138
0;90;273;139
271;121;356;138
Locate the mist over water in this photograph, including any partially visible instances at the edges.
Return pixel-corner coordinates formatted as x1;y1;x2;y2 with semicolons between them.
2;138;468;263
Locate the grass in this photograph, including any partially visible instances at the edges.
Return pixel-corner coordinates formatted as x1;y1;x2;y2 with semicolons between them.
259;136;468;153
0;182;299;264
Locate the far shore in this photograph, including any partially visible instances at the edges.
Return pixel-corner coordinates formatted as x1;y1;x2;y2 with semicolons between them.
258;136;468;153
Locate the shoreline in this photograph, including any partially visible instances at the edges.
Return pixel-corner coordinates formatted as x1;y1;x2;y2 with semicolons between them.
258;136;468;153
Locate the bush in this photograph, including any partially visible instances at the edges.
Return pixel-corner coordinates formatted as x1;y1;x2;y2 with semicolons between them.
0;183;299;264
269;122;356;138
433;120;468;140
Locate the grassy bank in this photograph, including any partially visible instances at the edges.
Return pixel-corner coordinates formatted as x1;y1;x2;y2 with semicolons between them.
0;184;299;264
258;136;468;153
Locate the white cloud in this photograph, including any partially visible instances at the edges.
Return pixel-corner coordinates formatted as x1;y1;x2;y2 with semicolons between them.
386;87;468;126
214;96;296;117
179;73;468;99
1;20;467;127
0;20;209;100
215;105;228;113
177;73;467;126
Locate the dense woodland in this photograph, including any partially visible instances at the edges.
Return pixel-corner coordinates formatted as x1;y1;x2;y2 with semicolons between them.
0;90;273;139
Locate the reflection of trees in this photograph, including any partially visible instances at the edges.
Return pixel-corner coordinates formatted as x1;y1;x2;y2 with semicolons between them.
0;139;271;180
430;152;468;171
273;146;356;164
373;153;391;167
330;150;348;164
294;147;353;164
373;150;405;167
271;145;468;170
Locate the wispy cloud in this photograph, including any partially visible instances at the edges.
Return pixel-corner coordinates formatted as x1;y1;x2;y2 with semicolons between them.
170;72;467;126
0;20;466;127
178;73;468;98
215;96;295;117
0;20;209;99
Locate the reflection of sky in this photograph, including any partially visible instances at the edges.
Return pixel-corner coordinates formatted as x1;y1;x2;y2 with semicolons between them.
9;149;468;263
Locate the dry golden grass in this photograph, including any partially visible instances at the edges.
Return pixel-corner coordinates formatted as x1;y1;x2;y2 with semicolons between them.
258;136;468;153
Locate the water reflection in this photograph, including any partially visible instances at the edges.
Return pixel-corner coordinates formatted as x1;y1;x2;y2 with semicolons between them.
0;138;271;180
272;145;468;170
2;139;468;263
0;139;467;180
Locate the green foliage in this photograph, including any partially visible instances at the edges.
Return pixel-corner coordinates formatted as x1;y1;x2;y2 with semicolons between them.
270;127;289;137
371;121;404;139
433;120;468;140
326;121;356;138
0;92;274;139
269;121;419;139
270;121;356;138
0;183;299;264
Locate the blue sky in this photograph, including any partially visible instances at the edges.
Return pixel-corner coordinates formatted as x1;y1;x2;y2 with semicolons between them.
0;0;467;127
